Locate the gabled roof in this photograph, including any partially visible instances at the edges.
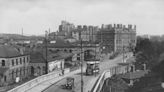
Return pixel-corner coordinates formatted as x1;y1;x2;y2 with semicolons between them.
0;45;22;58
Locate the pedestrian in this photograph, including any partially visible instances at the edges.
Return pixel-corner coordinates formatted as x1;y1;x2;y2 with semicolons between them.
62;69;64;75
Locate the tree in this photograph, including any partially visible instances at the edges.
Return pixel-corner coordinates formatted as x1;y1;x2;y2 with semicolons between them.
134;38;156;70
101;75;128;92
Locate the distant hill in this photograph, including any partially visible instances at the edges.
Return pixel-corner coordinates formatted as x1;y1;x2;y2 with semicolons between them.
0;33;44;40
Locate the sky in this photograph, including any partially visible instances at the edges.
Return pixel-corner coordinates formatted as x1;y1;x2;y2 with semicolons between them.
0;0;164;35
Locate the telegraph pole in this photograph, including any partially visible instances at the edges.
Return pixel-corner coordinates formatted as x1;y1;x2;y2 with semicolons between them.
80;30;84;92
94;42;97;77
45;31;48;74
122;39;125;63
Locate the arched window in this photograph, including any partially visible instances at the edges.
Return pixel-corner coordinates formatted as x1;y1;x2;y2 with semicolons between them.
2;60;5;66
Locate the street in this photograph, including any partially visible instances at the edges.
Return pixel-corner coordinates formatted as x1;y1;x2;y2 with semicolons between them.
42;53;132;92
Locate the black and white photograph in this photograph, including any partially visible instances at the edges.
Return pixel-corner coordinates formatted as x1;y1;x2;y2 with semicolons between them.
0;0;164;92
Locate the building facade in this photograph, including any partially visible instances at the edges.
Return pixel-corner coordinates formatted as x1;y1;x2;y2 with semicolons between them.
30;51;65;76
0;45;30;86
72;25;99;42
97;24;136;53
58;21;75;39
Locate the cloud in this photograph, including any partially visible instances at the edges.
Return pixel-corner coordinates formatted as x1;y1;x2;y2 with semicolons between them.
0;0;164;35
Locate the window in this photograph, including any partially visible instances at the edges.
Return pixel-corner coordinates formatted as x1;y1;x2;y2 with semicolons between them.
2;60;5;66
16;59;18;65
23;57;25;64
26;57;29;63
64;49;67;52
4;76;6;82
69;49;72;53
12;71;14;79
20;58;22;64
12;60;14;66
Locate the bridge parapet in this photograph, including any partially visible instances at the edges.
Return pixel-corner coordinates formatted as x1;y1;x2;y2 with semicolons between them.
7;68;70;92
90;65;129;92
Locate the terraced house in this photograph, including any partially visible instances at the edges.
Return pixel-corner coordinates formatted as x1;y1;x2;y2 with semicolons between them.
0;45;30;86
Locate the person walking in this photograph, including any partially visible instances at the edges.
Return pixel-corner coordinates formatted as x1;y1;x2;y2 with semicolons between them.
62;69;64;75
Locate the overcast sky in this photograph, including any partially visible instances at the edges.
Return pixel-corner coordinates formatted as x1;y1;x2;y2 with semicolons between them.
0;0;164;35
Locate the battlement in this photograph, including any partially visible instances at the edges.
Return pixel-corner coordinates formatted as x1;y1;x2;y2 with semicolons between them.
102;24;136;30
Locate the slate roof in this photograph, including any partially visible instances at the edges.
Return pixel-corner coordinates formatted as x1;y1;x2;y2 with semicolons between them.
30;51;73;63
48;39;75;48
0;45;22;58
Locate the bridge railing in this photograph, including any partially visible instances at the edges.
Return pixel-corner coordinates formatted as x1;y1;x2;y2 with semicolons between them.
7;68;70;92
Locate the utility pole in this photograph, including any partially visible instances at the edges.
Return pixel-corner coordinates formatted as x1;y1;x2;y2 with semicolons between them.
45;30;48;74
22;28;24;46
94;42;97;77
80;30;84;92
122;39;125;63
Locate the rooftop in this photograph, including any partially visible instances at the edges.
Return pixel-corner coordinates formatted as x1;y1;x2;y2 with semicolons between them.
30;51;73;63
48;39;75;48
0;45;23;58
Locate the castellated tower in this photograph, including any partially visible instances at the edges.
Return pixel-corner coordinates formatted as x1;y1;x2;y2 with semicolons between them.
98;23;136;54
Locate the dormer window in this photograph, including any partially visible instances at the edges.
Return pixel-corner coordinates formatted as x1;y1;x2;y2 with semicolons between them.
2;60;5;66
